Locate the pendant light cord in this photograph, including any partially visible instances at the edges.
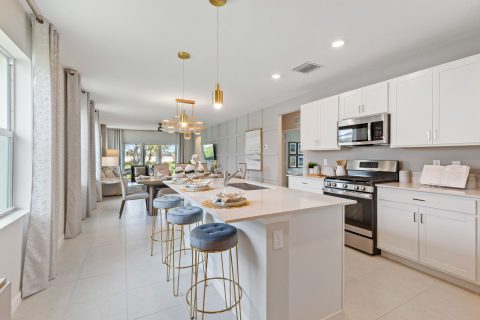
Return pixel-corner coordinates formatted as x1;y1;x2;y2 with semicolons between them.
216;7;219;84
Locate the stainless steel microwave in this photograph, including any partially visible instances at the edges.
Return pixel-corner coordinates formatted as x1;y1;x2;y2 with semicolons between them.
338;113;390;146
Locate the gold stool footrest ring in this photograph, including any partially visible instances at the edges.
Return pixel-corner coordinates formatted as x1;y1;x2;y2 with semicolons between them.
165;248;205;270
186;277;243;314
150;228;182;243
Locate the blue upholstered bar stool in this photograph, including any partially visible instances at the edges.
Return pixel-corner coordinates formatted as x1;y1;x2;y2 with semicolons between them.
151;196;183;258
188;223;243;320
164;206;203;296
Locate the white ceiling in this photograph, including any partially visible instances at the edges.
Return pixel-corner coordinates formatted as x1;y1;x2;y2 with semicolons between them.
36;0;480;130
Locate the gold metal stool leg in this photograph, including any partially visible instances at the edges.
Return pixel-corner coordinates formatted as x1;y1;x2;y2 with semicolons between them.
150;208;157;256
186;247;243;320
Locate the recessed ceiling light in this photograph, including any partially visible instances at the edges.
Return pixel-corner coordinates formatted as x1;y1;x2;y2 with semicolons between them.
272;73;281;79
331;40;345;48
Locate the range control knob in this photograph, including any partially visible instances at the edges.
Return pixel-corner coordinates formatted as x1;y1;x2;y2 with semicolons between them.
331;183;337;187
325;182;330;187
342;184;348;188
354;185;360;190
360;186;366;191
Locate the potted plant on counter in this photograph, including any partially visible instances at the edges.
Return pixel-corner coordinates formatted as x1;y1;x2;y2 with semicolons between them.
308;162;318;175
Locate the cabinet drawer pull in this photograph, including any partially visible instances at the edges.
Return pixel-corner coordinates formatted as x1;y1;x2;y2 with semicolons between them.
427;130;431;141
412;198;426;202
302;182;308;184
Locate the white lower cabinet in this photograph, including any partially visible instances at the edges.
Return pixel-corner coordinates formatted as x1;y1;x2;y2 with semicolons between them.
378;190;478;282
419;207;477;281
288;176;324;194
378;200;419;261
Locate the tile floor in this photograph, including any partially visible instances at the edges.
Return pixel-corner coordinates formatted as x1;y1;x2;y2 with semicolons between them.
13;197;480;320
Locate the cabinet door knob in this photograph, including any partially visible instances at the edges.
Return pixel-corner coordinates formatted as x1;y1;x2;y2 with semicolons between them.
420;213;424;224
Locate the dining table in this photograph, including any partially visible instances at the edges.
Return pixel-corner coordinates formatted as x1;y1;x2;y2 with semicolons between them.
135;177;169;215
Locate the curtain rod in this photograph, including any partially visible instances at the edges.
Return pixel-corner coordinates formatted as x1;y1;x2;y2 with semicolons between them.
25;0;44;23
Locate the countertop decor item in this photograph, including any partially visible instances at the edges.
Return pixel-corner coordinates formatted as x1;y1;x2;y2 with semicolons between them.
420;164;470;189
245;128;263;171
335;160;347;176
211;191;248;208
308;162;317;174
399;169;410;183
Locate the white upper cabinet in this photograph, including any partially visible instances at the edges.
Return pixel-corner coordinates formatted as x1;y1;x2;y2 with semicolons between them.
300;96;339;150
340;82;389;119
390;53;480;147
390;69;434;147
433;54;480;145
318;96;340;150
300;100;319;150
339;89;362;119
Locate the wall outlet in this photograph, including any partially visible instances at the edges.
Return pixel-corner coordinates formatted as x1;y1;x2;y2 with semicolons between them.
452;161;461;165
433;160;441;166
273;229;284;250
323;159;328;166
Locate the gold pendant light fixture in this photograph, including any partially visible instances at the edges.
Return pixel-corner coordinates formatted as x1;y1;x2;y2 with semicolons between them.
211;0;226;110
161;51;205;139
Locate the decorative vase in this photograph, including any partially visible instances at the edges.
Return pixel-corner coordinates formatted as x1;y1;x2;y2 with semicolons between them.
335;165;346;177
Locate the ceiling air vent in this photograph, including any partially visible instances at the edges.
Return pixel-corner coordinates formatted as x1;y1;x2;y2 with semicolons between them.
291;62;322;74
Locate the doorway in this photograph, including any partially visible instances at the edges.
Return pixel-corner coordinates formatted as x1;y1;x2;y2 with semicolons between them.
280;111;302;187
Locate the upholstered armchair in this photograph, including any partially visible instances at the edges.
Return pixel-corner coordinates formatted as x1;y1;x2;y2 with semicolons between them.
130;165;149;182
153;163;171;177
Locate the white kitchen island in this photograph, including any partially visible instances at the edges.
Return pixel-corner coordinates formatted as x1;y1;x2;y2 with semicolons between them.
165;178;355;320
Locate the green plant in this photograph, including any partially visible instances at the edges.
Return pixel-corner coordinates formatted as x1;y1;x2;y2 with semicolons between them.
308;162;317;169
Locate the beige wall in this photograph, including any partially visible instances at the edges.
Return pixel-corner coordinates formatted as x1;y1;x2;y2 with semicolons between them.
0;0;31;57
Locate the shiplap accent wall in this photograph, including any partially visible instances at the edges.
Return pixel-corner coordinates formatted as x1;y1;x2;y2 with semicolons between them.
202;104;299;185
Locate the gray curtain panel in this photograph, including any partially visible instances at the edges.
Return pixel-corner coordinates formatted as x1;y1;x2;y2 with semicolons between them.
94;108;103;201
80;90;89;219
65;69;83;238
22;18;59;298
88;100;97;211
111;128;124;169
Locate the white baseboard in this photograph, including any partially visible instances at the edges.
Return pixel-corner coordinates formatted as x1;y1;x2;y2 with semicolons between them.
11;291;21;314
57;235;64;250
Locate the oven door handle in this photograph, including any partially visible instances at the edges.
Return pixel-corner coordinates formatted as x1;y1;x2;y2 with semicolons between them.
324;188;373;199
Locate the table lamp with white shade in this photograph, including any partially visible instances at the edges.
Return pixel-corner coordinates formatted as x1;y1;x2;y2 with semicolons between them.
102;149;119;167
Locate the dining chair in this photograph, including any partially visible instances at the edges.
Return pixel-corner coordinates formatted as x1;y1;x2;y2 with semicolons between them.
119;171;149;219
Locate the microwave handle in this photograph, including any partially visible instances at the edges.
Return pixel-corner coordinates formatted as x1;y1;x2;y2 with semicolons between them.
367;122;372;141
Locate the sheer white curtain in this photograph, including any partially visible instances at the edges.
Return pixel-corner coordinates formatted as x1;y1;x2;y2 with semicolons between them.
94;108;103;201
88;100;98;211
22;17;59;298
80;90;90;219
65;69;82;238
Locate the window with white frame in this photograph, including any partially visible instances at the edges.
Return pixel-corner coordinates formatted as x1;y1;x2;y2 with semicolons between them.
0;48;13;215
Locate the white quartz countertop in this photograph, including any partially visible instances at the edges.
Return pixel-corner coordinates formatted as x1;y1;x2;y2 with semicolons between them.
377;182;480;199
165;178;355;223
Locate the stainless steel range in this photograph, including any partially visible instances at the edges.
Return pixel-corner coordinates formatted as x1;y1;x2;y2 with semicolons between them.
323;160;399;255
